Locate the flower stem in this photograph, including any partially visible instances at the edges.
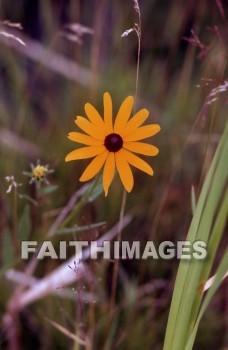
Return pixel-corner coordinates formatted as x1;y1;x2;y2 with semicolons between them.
110;0;142;310
110;188;127;309
12;186;19;256
134;14;141;112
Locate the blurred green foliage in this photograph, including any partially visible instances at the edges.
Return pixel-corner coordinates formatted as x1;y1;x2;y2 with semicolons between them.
0;0;227;349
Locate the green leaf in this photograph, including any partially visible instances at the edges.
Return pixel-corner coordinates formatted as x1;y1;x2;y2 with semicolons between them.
19;193;38;205
18;205;31;240
56;221;106;235
2;229;14;265
41;185;59;194
187;189;228;338
163;122;228;350
88;177;103;202
22;171;32;177
191;185;196;215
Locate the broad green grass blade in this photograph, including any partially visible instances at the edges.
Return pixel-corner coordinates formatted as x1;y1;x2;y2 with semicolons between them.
187;189;228;337
163;122;228;350
185;251;228;350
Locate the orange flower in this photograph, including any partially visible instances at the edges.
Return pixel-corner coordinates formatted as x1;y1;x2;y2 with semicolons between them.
65;93;160;196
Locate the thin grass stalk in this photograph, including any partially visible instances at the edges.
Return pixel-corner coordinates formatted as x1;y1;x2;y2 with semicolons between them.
199;58;226;188
12;186;19;256
109;0;142;310
89;0;106;100
110;189;127;309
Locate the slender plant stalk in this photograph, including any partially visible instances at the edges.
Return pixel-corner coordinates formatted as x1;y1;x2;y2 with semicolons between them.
110;189;127;309
199;58;227;189
11;186;19;256
134;6;141;111
89;0;106;100
110;0;142;309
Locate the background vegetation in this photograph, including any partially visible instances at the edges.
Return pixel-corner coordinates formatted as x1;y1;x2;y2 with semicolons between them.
0;0;227;349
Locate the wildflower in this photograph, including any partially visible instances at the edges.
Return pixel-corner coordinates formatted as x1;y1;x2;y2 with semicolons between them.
32;165;48;180
65;92;161;196
23;160;54;187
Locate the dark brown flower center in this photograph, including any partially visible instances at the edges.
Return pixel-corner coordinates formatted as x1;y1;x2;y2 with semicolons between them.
104;133;123;152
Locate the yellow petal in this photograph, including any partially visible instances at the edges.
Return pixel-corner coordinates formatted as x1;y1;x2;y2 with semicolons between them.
121;108;149;136
124;124;161;142
79;150;108;181
121;148;153;175
65;145;105;162
123;141;159;156
103;92;113;134
114;96;134;134
115;150;134;192
85;102;105;129
68;132;103;146
75;116;105;140
103;152;115;196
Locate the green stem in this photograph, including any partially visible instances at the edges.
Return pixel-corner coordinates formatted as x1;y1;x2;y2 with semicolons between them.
109;2;142;310
12;186;19;256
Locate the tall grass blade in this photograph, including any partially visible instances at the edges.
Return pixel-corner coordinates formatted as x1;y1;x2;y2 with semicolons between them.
185;251;228;350
163;122;228;350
